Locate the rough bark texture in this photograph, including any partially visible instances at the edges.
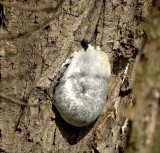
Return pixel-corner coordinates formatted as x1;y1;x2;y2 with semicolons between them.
0;0;151;153
124;1;160;153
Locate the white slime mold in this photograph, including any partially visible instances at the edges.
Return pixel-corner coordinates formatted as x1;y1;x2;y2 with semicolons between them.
53;40;111;127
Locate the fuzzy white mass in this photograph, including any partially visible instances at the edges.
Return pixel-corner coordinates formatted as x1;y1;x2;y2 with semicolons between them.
53;44;111;127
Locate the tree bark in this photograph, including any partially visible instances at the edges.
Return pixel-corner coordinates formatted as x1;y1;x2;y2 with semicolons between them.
0;0;151;153
125;1;160;153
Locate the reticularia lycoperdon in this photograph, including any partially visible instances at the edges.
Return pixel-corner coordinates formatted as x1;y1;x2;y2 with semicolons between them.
53;40;111;127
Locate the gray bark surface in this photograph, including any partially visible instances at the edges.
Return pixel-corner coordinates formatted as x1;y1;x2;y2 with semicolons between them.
0;0;151;153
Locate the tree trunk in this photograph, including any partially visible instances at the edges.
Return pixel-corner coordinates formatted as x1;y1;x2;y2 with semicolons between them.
125;1;160;153
0;0;151;153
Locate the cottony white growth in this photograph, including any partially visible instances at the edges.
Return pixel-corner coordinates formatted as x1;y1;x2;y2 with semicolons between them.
53;42;111;127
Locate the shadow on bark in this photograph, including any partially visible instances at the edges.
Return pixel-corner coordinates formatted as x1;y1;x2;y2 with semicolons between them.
53;105;95;145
